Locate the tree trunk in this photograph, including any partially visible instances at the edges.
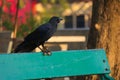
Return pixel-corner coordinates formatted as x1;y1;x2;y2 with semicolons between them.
87;0;120;80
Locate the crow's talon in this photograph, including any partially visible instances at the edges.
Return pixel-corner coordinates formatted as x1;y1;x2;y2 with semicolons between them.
47;51;52;56
42;50;51;56
42;51;46;55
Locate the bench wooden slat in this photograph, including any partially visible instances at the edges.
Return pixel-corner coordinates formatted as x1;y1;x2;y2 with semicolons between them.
0;49;112;79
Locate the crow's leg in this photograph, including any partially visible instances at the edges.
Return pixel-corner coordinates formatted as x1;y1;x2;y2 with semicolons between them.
41;44;51;55
37;46;44;52
37;44;51;55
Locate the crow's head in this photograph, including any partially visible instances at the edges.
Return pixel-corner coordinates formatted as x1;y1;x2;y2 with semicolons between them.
49;16;63;24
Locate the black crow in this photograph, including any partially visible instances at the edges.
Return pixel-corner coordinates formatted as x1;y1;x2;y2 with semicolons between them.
14;16;62;55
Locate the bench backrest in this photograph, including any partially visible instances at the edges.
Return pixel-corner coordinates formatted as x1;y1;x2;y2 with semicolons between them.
0;31;12;53
0;49;112;79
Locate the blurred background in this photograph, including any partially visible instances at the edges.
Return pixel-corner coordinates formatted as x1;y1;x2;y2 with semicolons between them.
0;1;119;80
0;0;92;53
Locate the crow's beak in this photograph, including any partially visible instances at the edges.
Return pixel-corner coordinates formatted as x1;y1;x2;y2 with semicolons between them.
57;18;63;23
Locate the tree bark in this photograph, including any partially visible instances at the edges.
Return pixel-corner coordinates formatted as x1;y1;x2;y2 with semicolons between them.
87;0;120;80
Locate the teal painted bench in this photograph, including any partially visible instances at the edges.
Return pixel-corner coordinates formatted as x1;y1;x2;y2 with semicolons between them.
0;49;114;80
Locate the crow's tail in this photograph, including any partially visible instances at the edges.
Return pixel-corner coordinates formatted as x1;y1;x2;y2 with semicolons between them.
13;41;35;53
13;41;27;53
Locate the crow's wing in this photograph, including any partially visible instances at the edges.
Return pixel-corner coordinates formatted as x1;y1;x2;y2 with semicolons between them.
24;23;52;45
25;23;50;40
14;23;52;53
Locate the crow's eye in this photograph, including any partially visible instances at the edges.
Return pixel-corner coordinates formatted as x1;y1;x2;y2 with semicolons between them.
56;19;60;23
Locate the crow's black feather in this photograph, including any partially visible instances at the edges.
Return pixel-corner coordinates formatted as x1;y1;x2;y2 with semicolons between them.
14;16;62;53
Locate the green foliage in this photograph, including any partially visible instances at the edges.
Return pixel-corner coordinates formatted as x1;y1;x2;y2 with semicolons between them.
1;0;69;38
17;14;50;37
59;0;69;9
17;24;29;37
17;15;36;37
41;0;48;4
40;17;49;24
18;0;69;37
41;0;69;16
3;20;13;30
19;0;25;9
26;15;37;31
